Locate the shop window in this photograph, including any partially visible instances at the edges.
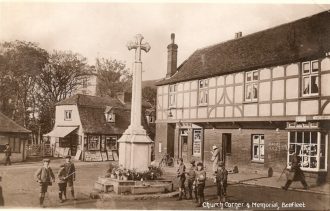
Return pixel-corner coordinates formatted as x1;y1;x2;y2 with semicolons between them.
193;129;202;156
9;137;21;153
245;70;258;102
169;84;177;108
288;131;327;171
64;110;72;121
198;79;208;105
88;135;100;151
106;136;117;151
252;134;264;162
59;138;70;148
302;60;319;96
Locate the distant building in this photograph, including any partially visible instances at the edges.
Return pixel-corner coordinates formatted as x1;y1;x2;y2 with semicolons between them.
74;67;98;96
0;112;30;163
155;11;330;183
44;94;155;161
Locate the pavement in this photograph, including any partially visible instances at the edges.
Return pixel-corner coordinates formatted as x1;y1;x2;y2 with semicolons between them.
1;159;329;209
160;165;330;196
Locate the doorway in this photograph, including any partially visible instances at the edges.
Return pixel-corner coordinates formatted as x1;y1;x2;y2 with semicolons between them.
179;129;188;161
222;133;232;165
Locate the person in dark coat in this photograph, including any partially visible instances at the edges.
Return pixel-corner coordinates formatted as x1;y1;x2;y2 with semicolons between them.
34;159;55;207
64;155;76;200
195;161;206;207
0;176;4;206
57;164;67;203
4;144;11;166
176;158;186;200
214;161;228;203
282;152;308;190
186;160;197;201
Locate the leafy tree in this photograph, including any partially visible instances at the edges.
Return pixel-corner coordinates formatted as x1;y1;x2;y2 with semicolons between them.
0;41;49;128
142;86;157;107
95;58;132;97
36;50;90;134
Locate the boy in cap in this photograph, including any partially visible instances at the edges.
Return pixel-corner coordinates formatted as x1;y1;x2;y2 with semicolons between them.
176;158;186;200
64;155;76;200
57;164;67;203
214;161;228;203
186;160;197;201
195;161;206;207
34;158;55;207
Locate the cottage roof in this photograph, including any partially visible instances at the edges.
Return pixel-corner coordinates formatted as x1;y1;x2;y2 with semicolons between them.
156;11;330;86
56;94;152;135
0;112;31;133
56;94;124;107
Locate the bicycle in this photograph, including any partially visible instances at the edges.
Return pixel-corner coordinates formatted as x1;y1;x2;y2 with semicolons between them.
159;153;175;168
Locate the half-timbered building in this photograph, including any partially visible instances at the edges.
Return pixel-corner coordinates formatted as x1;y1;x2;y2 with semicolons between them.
155;11;330;183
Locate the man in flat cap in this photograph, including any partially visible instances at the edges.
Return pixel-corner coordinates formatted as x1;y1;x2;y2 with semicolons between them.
211;145;221;173
64;155;76;200
34;159;55;207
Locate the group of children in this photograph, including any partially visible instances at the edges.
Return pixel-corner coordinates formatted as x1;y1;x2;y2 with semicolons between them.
34;155;76;207
176;158;228;207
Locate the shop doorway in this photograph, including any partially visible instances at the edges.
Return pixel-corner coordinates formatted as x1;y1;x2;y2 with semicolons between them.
222;133;232;165
179;129;188;161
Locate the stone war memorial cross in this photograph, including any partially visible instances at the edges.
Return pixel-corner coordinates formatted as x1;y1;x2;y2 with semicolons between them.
117;34;153;172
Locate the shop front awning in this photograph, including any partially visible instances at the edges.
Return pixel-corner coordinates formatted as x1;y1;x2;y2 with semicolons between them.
44;126;78;138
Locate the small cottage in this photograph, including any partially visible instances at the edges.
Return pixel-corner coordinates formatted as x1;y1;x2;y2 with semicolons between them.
44;94;155;161
0;112;30;163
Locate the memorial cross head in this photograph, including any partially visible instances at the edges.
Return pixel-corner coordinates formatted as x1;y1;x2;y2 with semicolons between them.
127;34;151;62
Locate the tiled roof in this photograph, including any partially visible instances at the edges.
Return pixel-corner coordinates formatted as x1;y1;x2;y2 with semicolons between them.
56;94;124;107
156;11;330;85
0;112;31;133
78;106;129;135
57;94;154;135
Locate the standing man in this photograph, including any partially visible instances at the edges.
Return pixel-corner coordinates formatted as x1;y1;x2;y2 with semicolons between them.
211;145;221;173
35;159;55;207
64;155;76;200
215;161;228;203
176;158;186;200
4;144;11;166
282;152;308;190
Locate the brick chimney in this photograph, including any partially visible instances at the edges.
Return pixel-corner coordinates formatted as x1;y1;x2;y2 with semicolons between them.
166;33;178;78
235;32;243;39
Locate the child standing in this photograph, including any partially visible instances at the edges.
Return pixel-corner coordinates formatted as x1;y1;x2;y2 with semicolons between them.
176;158;186;200
195;161;206;207
186;160;197;202
215;161;228;203
57;164;67;203
34;159;55;207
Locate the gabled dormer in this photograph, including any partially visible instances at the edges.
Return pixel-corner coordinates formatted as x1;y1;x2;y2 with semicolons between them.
104;106;116;123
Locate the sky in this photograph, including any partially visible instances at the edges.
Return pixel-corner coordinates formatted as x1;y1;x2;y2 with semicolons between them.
0;1;330;80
